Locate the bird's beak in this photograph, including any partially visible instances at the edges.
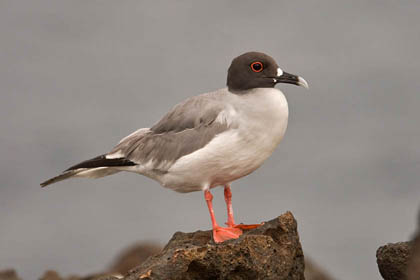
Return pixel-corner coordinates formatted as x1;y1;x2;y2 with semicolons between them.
274;71;309;89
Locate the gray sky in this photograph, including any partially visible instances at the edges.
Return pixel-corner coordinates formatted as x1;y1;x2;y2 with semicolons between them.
1;1;419;279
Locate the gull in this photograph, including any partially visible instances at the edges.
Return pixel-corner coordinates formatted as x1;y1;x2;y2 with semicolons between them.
41;52;308;243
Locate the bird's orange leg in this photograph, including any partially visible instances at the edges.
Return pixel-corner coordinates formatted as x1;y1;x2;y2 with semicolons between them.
224;184;236;227
204;190;242;243
224;185;263;230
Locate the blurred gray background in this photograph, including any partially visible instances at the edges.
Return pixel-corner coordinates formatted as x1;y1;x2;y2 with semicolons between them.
1;1;419;279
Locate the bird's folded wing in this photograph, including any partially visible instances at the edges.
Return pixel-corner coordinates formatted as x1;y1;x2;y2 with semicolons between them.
109;92;237;170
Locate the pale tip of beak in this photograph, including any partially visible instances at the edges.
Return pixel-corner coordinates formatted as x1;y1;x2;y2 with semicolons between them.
298;76;309;89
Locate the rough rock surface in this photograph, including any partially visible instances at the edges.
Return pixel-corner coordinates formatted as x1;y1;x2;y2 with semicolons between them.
376;242;412;280
407;237;420;280
109;243;334;280
376;208;420;280
123;211;304;280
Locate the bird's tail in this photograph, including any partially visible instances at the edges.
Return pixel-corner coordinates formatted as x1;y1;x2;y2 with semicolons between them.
40;154;137;187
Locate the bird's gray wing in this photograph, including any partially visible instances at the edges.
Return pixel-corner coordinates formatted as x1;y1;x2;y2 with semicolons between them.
150;93;227;133
110;92;235;171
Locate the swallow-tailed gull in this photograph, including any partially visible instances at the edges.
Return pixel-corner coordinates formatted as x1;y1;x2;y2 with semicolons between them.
41;51;308;243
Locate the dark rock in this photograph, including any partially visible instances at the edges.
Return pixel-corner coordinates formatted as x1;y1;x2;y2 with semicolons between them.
108;243;162;275
122;212;304;280
376;242;412;280
0;269;21;280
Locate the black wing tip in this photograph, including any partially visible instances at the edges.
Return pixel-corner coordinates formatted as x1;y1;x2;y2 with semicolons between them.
41;154;137;188
40;170;75;188
65;154;136;171
40;177;55;187
65;154;105;171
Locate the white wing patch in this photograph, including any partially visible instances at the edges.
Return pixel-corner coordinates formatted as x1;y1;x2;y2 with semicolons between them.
106;150;125;159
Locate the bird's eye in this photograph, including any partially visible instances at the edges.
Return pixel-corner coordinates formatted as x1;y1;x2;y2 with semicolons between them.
250;62;263;72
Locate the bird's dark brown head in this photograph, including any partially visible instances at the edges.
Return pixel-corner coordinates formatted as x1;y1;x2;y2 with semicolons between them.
226;51;308;93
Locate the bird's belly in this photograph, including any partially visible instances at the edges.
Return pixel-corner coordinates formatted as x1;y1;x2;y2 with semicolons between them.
161;95;288;192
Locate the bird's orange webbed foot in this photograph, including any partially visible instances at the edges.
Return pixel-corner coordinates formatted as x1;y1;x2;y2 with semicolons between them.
212;226;243;243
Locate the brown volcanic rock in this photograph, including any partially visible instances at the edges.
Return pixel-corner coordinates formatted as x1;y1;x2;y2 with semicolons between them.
122;212;304;280
376;242;412;280
407;237;420;280
376;208;420;280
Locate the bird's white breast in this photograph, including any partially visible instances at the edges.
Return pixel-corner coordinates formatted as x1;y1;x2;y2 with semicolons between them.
161;88;289;192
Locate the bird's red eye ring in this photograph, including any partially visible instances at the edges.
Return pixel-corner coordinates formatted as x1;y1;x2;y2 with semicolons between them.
250;61;263;72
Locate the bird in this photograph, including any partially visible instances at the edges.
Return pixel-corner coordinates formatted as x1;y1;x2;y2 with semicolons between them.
41;51;308;243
